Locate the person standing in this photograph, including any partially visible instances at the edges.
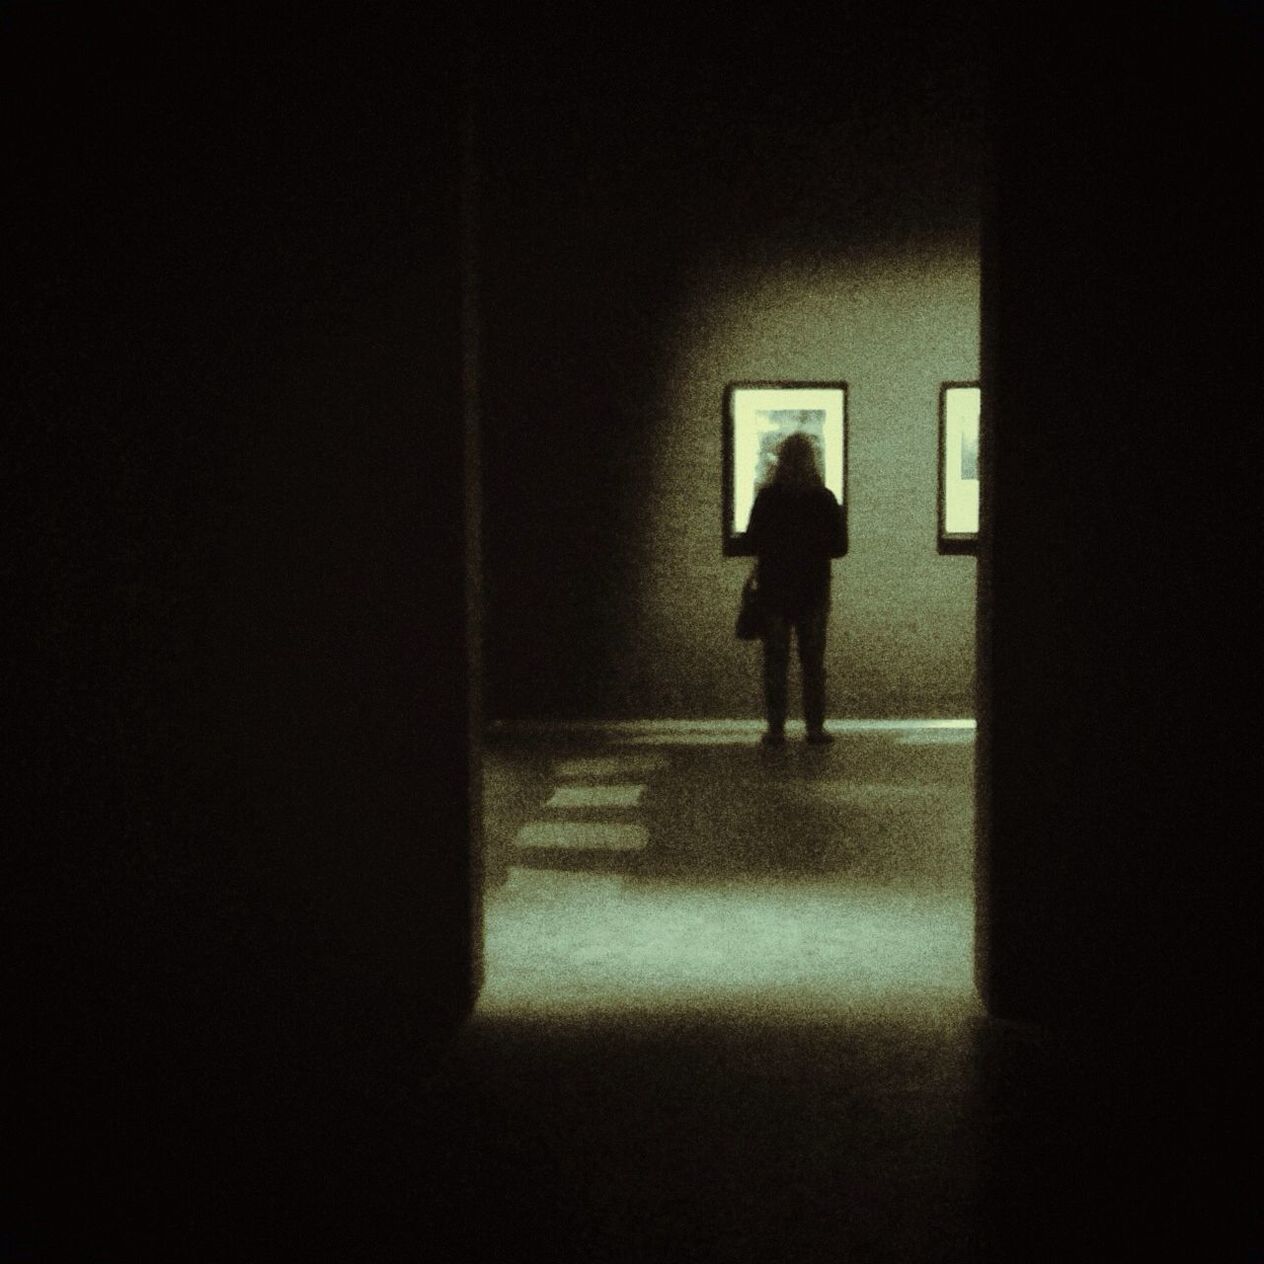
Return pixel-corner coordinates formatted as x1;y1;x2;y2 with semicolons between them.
745;432;846;746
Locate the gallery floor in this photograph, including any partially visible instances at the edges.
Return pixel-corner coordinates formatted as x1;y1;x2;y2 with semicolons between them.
457;721;1218;1261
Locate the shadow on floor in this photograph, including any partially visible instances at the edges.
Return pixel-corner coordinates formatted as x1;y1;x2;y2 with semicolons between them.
487;731;973;893
11;1007;1235;1263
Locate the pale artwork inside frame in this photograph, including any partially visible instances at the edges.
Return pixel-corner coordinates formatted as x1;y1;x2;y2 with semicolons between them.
731;387;846;535
943;385;980;536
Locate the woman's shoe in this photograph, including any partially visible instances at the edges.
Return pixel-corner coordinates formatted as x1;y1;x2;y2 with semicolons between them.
760;729;786;747
805;728;834;745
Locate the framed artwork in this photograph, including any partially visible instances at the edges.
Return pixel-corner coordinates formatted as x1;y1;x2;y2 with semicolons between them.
723;381;848;556
938;382;980;554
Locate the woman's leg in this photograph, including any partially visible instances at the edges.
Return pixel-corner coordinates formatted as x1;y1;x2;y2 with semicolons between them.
762;611;790;737
797;604;830;736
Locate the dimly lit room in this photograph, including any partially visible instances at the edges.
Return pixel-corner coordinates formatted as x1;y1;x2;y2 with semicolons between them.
7;2;1256;1260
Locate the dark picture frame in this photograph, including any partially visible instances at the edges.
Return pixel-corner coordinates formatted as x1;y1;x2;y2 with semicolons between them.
938;381;980;554
723;381;849;557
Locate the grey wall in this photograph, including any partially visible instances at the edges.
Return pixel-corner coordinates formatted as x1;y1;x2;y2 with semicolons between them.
479;7;984;721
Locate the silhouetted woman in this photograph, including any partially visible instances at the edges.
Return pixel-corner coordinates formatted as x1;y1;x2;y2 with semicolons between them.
745;432;846;746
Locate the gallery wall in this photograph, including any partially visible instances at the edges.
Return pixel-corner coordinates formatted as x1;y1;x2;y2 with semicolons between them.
478;6;985;721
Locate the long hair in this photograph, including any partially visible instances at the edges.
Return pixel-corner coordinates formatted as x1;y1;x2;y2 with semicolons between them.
771;432;824;492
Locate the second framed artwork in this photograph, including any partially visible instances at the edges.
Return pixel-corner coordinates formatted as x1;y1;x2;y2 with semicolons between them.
723;381;849;556
938;382;981;553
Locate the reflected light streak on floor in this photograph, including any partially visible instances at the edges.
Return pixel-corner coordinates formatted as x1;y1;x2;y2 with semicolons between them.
553;754;670;778
545;783;645;808
493;718;977;735
493;718;976;748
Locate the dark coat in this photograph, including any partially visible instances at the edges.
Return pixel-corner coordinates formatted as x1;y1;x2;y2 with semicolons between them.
746;484;845;617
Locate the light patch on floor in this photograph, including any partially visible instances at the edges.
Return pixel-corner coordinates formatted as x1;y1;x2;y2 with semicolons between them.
896;731;976;745
545;784;645;809
553;754;669;778
480;878;976;1019
514;822;649;851
501;868;625;898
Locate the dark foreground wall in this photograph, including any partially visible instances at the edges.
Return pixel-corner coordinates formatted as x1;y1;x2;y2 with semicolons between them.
7;5;477;1247
979;0;1255;1028
978;5;1256;1244
479;5;985;721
